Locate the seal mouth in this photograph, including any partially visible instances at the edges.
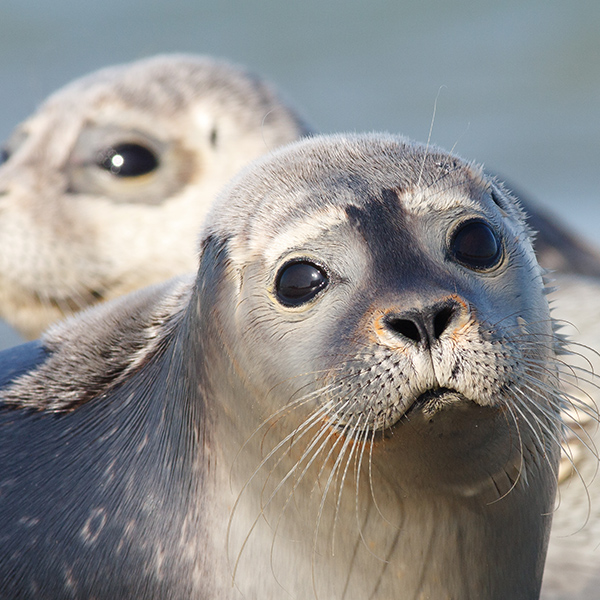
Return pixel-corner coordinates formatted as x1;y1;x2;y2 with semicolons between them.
406;387;467;418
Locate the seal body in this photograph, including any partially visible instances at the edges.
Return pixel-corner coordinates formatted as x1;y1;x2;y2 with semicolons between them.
0;134;560;599
0;54;309;338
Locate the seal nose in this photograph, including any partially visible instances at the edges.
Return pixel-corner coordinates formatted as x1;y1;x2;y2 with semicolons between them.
383;298;464;348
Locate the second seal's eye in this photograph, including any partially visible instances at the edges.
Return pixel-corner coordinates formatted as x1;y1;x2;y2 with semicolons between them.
450;220;502;270
97;143;159;177
276;261;328;307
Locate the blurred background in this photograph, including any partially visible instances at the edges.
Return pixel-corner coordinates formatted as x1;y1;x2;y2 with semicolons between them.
1;0;598;348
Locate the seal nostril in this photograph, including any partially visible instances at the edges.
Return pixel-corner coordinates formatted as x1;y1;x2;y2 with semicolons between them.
384;301;461;347
385;317;422;344
433;306;454;339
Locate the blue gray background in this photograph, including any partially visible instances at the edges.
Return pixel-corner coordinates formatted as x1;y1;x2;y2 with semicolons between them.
1;0;598;348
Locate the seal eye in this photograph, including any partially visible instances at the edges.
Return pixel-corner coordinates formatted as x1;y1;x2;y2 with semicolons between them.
98;143;159;177
0;148;9;165
450;220;502;270
276;261;328;307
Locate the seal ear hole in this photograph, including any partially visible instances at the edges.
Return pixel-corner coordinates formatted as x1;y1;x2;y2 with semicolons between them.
490;188;504;209
450;219;502;271
210;127;218;148
97;143;159;177
275;260;329;307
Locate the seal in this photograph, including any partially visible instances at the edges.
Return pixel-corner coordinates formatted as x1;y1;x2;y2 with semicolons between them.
0;54;309;339
0;133;562;599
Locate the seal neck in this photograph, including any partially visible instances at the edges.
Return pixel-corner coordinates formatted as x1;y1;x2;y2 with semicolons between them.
181;283;557;600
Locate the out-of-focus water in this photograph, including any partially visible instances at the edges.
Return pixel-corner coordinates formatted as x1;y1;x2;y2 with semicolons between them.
1;0;599;349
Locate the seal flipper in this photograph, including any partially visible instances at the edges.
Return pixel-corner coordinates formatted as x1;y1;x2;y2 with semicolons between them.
0;340;50;390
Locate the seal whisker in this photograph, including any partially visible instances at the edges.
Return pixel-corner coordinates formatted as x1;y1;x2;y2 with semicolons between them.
229;376;349;487
486;401;527;503
513;381;598;492
365;425;400;529
229;411;333;585
310;414;362;599
227;401;336;576
507;389;562;486
330;415;365;557
260;404;358;594
516;366;600;434
252;391;355;527
351;410;395;562
511;333;599;380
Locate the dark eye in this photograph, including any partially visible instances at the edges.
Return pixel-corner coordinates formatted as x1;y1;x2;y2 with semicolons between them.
97;143;159;177
450;220;502;270
0;148;9;165
276;261;329;307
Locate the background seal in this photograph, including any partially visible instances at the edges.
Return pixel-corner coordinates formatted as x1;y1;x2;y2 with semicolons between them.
0;54;309;338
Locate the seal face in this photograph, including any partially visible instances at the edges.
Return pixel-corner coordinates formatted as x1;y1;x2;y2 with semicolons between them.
0;54;309;338
0;134;561;599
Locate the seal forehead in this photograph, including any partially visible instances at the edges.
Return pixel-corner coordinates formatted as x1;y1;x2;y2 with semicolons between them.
209;133;500;264
228;204;351;268
400;161;488;216
45;54;304;129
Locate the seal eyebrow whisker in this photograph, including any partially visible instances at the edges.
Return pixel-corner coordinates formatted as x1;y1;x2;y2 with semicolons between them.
416;85;443;189
420;176;466;200
421;164;464;196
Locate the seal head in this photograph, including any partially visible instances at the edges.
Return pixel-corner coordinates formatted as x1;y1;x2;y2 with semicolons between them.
0;54;309;338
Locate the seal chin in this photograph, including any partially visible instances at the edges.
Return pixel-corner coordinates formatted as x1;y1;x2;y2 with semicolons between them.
404;387;469;420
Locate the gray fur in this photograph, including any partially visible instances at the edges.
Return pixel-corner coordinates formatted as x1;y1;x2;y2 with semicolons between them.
0;134;561;599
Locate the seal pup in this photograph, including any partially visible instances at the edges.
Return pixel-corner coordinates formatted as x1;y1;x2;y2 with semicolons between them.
0;54;309;339
0;133;561;598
